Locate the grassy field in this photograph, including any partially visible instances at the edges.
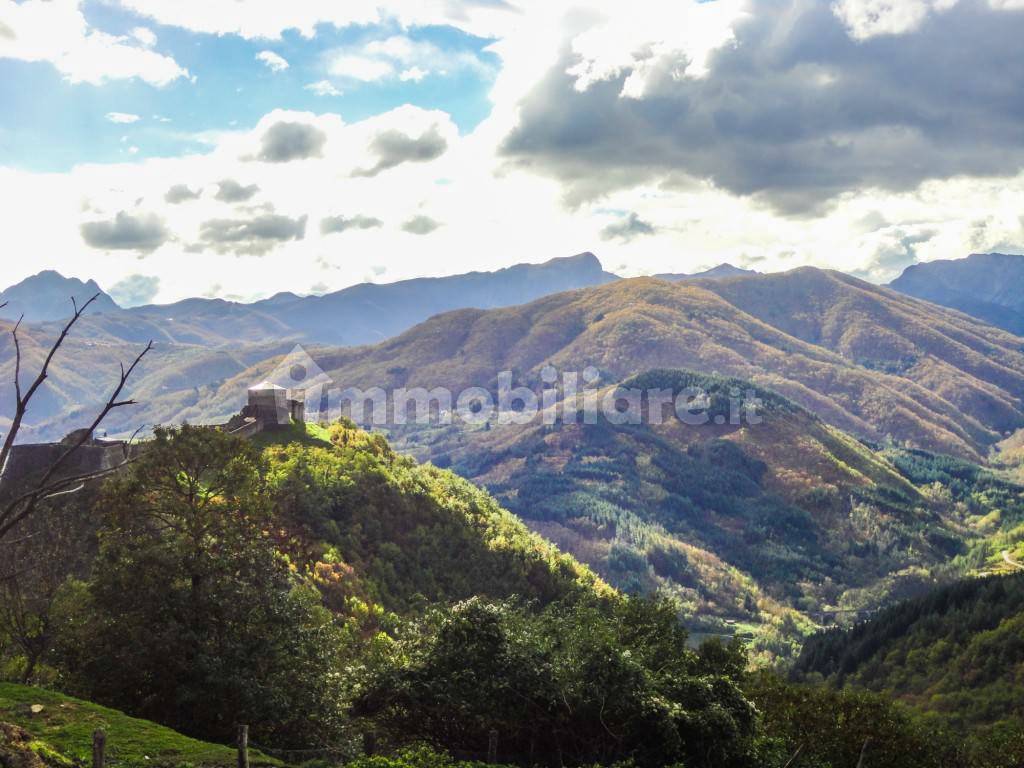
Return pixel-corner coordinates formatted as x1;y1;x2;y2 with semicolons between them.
0;684;279;768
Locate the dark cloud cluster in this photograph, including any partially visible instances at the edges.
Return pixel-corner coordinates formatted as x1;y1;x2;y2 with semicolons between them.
165;184;200;204
108;274;161;307
401;215;441;235
214;179;260;203
502;0;1024;214
195;211;308;255
256;121;327;163
81;211;169;253
354;126;448;177
601;212;656;242
320;214;384;234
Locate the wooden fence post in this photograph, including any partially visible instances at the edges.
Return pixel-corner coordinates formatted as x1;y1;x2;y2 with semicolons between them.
487;729;498;764
92;729;105;768
237;725;249;768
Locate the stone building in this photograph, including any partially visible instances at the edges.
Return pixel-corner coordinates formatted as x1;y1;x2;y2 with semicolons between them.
221;382;306;437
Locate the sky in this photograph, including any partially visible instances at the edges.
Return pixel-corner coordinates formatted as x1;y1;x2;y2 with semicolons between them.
2;0;1024;306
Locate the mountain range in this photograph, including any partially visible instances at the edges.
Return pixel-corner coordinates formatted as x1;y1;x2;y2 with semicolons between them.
169;269;1020;651
7;256;1023;452
7;250;1020;346
202;269;1022;460
19;252;618;347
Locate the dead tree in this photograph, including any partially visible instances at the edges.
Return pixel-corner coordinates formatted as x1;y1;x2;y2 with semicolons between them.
0;294;152;543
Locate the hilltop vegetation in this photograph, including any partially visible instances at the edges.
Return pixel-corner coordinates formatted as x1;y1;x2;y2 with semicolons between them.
0;423;831;767
0;423;604;749
261;421;606;612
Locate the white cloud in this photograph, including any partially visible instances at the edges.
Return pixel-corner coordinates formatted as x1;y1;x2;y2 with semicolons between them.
558;0;742;96
329;54;394;82
326;34;491;84
399;66;428;82
106;112;141;124
831;0;959;39
256;50;289;72
7;95;1024;306
304;79;342;96
130;26;157;47
0;0;189;86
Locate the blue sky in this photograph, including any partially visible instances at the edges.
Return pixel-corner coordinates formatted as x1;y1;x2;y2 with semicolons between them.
0;3;499;171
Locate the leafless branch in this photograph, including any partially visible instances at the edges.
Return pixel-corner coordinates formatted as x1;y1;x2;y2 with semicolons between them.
0;294;152;541
0;293;100;474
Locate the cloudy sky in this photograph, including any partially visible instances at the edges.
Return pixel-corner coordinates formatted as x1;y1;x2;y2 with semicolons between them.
2;0;1024;306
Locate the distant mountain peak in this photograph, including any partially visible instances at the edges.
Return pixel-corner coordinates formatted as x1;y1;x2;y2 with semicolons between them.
654;262;758;282
561;251;602;267
0;270;120;323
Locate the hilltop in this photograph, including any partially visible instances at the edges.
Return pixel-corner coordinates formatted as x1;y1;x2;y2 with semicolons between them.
655;263;758;281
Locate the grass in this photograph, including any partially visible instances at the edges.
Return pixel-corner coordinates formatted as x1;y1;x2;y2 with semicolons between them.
250;420;333;450
0;683;280;768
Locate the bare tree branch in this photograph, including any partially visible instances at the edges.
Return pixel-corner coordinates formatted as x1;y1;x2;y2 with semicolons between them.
0;294;152;542
0;293;100;474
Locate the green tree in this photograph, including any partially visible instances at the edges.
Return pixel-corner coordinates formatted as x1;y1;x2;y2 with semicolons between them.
746;671;963;768
354;595;757;768
58;426;348;748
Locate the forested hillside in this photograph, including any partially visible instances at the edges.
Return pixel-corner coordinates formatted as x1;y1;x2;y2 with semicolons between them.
3;421;968;768
3;418;1023;767
0;422;603;746
386;369;1024;661
794;572;1024;733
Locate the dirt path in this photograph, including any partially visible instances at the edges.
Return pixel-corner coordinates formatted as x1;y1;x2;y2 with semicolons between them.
1002;550;1024;571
